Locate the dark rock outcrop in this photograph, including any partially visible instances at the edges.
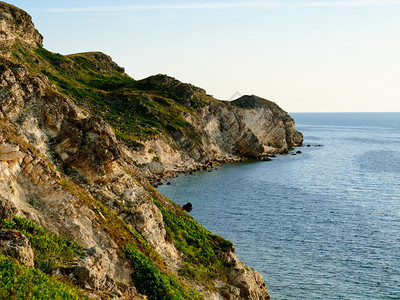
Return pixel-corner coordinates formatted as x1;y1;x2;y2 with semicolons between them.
0;230;34;267
182;202;193;212
0;196;17;220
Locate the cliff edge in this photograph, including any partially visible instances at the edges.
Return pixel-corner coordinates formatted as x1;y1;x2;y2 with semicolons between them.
0;2;302;299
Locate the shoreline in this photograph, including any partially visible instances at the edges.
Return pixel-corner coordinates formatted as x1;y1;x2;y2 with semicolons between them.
149;144;309;187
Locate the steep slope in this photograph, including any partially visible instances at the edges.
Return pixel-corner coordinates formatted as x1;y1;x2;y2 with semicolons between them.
0;2;302;299
5;15;302;181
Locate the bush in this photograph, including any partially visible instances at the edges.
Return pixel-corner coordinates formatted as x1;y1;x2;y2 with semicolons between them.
154;200;233;283
125;244;199;300
0;255;87;299
0;217;83;273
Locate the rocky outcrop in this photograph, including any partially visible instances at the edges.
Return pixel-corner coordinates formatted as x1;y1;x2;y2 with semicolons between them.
216;247;270;299
0;2;43;50
127;74;303;181
0;230;34;267
134;74;208;108
0;195;17;220
134;92;303;180
0;2;304;299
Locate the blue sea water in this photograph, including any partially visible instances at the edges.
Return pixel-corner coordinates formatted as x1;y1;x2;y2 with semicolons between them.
158;113;400;299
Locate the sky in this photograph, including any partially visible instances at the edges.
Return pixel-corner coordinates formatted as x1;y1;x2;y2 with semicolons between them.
5;0;400;112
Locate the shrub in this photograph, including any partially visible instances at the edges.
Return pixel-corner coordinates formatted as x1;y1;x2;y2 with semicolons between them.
154;200;233;283
0;255;87;299
125;244;199;300
0;217;83;273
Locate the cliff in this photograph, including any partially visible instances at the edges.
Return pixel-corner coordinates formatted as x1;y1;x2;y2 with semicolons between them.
0;2;302;299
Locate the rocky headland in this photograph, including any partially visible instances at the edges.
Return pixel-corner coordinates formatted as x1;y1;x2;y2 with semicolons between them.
0;2;302;299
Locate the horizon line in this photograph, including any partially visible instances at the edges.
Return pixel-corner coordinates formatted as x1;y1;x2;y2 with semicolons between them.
290;111;400;113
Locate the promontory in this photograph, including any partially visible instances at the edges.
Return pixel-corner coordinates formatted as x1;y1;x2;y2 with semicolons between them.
0;2;302;299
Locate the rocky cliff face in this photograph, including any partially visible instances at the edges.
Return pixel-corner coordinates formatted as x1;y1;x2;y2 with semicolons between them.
0;2;43;52
131;76;302;180
0;2;302;299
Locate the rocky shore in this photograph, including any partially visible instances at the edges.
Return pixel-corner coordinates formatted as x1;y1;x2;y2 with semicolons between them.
0;2;302;299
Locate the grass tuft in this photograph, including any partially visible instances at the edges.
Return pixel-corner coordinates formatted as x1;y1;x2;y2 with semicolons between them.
1;217;83;274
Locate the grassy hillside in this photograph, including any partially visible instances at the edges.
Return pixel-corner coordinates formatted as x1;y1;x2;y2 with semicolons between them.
10;43;215;142
0;217;87;299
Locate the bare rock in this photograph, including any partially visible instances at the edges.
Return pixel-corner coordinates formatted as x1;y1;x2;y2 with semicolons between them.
66;247;118;291
217;249;270;300
0;2;43;48
0;144;23;161
0;196;17;220
0;230;34;267
147;161;165;175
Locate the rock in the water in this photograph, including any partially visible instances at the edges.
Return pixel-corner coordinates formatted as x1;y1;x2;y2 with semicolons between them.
167;182;171;185
0;230;34;267
261;156;272;161
296;150;302;154
182;202;193;212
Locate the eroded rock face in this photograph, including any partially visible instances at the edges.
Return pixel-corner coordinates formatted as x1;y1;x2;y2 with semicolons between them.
0;2;43;48
131;83;303;179
0;49;272;300
0;230;34;267
54;116;123;184
0;3;302;298
197;95;302;157
0;196;17;220
0;144;23;161
217;248;270;300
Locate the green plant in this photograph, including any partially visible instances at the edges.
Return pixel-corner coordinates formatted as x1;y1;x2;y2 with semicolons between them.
0;255;88;299
154;200;233;284
0;217;83;273
7;44;211;143
125;244;199;300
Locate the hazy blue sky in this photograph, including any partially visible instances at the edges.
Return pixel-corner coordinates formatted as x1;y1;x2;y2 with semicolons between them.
6;0;400;112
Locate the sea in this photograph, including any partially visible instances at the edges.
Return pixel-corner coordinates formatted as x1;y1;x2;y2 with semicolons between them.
158;113;400;300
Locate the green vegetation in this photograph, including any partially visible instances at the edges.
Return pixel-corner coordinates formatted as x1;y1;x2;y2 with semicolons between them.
0;217;87;299
1;42;241;299
57;178;161;263
0;217;83;274
154;200;234;283
57;177;200;299
9;44;210;142
125;245;199;300
0;255;87;299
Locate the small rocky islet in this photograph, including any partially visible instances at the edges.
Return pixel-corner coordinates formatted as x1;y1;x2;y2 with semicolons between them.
0;2;302;299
